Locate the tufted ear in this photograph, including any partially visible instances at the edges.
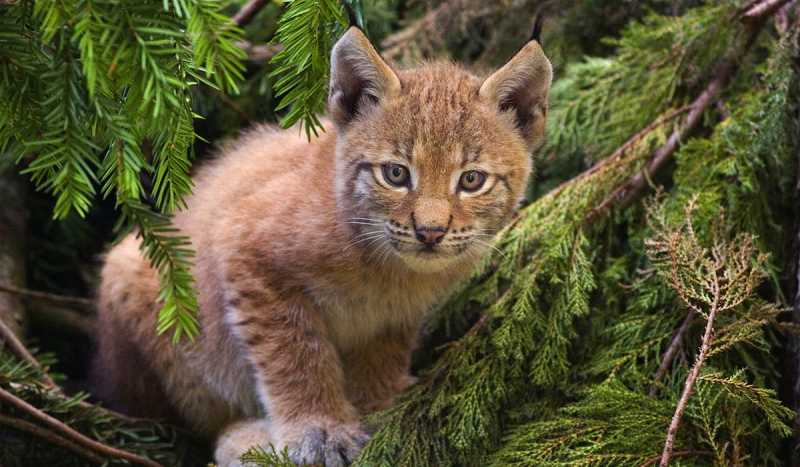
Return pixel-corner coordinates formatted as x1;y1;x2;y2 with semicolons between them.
329;27;401;128
479;39;553;150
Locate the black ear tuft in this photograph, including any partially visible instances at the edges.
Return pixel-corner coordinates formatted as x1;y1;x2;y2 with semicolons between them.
529;15;544;44
344;1;364;31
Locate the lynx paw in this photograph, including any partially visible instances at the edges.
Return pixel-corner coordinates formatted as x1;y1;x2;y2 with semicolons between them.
285;423;370;467
215;419;272;467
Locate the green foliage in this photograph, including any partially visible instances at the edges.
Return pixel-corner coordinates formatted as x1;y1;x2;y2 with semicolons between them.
240;445;296;467
0;0;247;340
269;0;350;137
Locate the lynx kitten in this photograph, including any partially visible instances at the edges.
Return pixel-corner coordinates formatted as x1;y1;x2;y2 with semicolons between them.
94;27;552;466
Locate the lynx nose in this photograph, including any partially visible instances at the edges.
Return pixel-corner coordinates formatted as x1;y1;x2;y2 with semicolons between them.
415;227;446;245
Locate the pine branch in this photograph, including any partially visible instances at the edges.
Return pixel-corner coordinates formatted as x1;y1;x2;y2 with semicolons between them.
0;387;162;467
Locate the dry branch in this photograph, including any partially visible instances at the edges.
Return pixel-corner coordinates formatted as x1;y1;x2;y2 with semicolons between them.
0;317;57;388
658;281;720;466
0;283;93;311
232;0;269;27
0;387;162;467
649;309;696;396
0;414;104;464
238;41;283;62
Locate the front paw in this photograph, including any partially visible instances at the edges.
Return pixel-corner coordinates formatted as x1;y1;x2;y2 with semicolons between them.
283;422;369;467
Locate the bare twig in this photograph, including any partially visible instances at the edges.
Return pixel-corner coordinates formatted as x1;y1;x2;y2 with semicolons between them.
649;309;697;396
0;387;162;467
0;283;93;311
232;0;269;27
238;41;283;62
0;317;57;388
659;278;720;466
28;303;94;336
741;0;790;18
0;414;104;464
640;450;710;467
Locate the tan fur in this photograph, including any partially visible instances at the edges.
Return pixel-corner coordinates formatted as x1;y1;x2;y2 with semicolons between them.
94;28;552;466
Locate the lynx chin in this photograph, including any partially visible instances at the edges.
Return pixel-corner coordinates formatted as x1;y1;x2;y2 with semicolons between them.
93;27;552;467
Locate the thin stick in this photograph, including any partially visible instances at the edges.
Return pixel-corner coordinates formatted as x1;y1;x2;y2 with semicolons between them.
0;317;57;388
232;0;269;27
659;282;720;466
0;283;93;311
0;387;162;467
0;414;104;464
742;0;790;17
640;450;710;467
237;41;283;62
649;309;696;396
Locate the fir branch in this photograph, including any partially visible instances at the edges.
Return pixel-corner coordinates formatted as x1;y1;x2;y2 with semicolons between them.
269;0;349;137
0;387;162;467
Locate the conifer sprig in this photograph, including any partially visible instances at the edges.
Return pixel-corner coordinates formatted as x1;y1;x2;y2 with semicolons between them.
0;0;246;340
269;0;350;138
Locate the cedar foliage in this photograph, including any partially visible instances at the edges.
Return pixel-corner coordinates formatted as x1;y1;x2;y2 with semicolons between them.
1;0;799;466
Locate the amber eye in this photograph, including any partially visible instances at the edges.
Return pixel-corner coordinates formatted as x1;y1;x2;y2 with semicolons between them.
459;170;487;192
382;163;410;187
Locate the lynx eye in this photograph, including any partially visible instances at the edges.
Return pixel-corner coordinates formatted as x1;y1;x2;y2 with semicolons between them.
381;163;410;188
459;170;487;192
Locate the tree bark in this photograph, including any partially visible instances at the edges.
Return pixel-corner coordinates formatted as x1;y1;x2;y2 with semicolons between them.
0;168;28;337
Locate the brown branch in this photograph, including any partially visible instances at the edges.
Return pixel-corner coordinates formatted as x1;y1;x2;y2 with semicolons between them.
586;0;787;223
0;283;93;311
0;387;162;467
28;303;94;336
742;0;790;18
232;0;269;27
550;105;691;200
0;316;57;388
0;414;104;464
640;450;710;467
237;41;283;62
659;277;721;466
649;309;696;396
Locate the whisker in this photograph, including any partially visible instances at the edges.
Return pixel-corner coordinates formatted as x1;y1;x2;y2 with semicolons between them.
343;232;386;252
346;221;385;226
472;238;507;258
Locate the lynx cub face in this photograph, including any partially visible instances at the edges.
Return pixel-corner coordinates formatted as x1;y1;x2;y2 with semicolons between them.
330;28;552;273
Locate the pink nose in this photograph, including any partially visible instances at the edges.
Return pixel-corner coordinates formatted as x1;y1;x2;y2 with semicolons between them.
415;228;446;245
